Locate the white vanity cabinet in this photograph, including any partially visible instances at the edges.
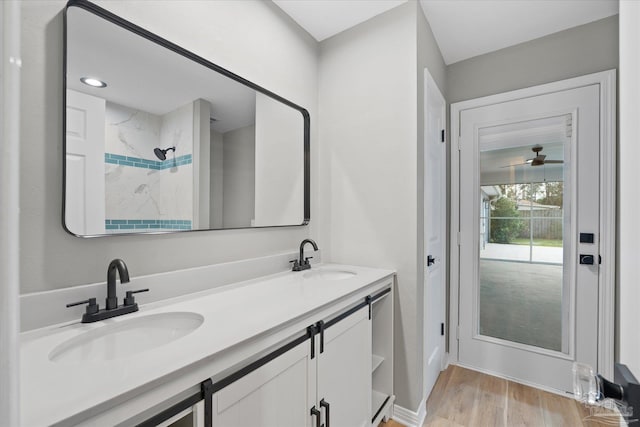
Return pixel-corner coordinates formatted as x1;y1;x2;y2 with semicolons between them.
22;265;395;427
210;304;373;427
136;285;393;427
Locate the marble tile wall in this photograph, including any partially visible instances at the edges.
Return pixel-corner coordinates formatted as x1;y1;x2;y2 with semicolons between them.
104;101;194;232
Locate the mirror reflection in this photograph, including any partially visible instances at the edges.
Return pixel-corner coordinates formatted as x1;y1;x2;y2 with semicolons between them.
64;2;309;236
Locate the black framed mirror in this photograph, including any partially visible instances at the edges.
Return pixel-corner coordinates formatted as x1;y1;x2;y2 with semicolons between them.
63;0;310;237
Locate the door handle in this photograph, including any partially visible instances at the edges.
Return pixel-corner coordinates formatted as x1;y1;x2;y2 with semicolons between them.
320;399;330;427
580;254;594;265
427;255;436;266
310;406;322;427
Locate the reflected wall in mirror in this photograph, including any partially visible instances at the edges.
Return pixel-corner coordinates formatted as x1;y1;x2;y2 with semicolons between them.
64;0;309;237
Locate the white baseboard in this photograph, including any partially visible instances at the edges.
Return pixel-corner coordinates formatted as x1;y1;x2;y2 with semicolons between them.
392;394;428;427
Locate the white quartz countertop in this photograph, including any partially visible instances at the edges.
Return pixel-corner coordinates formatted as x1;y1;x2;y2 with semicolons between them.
20;263;394;426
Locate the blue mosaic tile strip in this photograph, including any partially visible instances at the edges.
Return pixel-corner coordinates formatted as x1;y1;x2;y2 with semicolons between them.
105;153;192;170
105;219;192;231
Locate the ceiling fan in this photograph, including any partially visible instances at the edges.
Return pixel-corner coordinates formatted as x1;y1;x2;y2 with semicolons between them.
502;145;563;168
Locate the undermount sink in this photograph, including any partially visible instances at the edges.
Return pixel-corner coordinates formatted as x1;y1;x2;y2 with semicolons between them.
49;312;204;363
303;269;356;281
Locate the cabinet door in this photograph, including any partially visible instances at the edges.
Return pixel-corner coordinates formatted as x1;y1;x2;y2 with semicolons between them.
211;340;315;427
317;307;372;427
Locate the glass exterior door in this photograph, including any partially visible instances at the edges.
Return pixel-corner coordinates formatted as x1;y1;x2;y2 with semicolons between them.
457;83;601;393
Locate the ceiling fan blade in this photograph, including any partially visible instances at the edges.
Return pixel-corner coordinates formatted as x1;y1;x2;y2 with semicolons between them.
544;160;564;164
531;157;545;166
499;162;529;168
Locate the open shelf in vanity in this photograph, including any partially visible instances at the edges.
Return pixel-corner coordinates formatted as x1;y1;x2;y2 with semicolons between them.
371;287;394;425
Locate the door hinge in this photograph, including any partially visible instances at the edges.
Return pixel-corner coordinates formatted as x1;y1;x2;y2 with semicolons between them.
599;255;602;265
456;326;460;340
441;129;445;143
440;322;445;336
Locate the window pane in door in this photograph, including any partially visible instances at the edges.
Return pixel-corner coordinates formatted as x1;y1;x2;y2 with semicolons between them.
478;123;567;353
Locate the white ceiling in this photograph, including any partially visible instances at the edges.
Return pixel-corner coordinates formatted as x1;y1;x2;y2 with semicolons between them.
272;0;618;65
272;0;407;41
420;0;619;65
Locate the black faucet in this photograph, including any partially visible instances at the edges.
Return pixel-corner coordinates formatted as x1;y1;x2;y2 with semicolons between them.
67;259;148;323
291;239;319;271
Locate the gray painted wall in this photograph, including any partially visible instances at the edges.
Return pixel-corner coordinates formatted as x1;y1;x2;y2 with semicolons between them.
209;129;224;229
318;1;447;412
222;125;255;228
447;15;618;103
20;1;318;293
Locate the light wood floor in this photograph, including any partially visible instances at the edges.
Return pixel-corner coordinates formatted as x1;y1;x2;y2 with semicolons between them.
380;365;623;427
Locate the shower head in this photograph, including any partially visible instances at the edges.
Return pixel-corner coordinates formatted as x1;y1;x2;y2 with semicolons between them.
153;146;175;161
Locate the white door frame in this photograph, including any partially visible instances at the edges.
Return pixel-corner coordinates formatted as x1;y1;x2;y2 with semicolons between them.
449;70;616;381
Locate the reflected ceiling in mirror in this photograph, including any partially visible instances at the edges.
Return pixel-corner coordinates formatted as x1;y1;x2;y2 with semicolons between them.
64;0;309;237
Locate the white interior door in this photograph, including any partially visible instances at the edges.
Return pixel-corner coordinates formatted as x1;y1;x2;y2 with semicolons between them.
457;84;600;393
423;70;447;399
65;89;105;235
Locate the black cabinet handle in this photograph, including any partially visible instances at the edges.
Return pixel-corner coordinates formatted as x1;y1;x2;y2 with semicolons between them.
317;320;325;354
320;399;330;427
308;324;317;359
310;406;322;427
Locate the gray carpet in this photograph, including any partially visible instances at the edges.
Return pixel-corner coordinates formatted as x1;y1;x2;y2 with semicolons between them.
479;259;563;351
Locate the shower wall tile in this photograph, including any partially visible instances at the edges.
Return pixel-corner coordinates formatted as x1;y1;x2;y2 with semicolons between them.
105;101;194;161
103;99;195;232
105;102;162;160
105;153;192;170
105;219;192;232
160;102;194;156
105;162;193;222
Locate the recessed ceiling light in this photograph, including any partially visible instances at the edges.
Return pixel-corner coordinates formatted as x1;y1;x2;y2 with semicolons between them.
80;77;107;88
